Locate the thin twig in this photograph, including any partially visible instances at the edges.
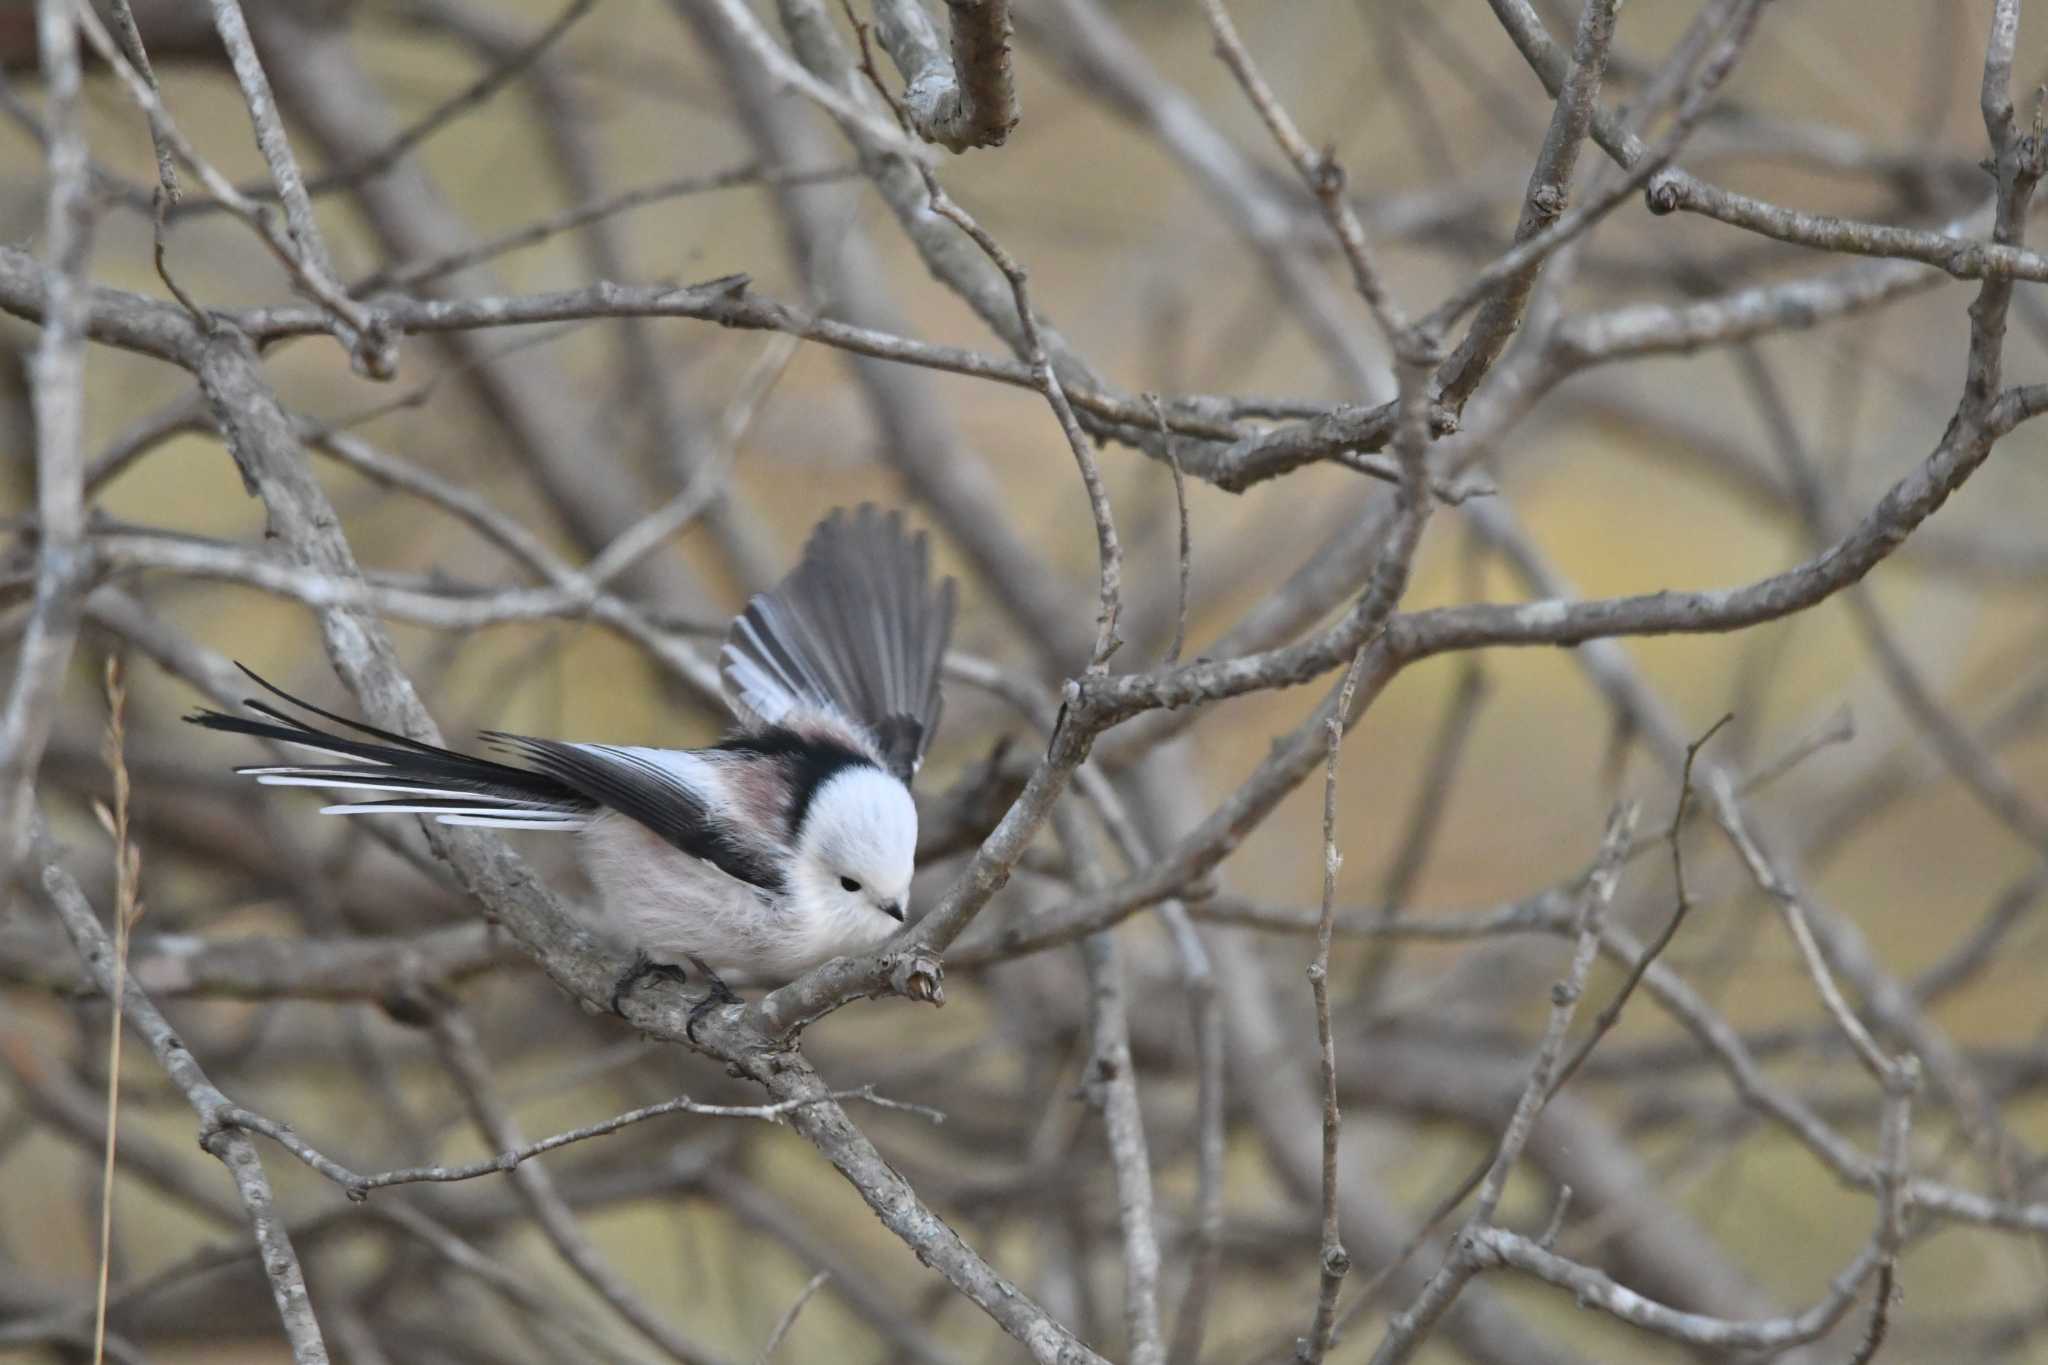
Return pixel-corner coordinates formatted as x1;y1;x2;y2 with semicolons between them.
427;1004;731;1365
754;1271;831;1365
1850;1057;1917;1365
1535;1185;1572;1251
353;161;859;294
89;656;143;1365
581;333;797;590
1346;804;1641;1318
1432;0;1618;406
66;0;389;373
1143;392;1192;667
321;0;599;197
695;0;937;164
103;0;180;203
1075;928;1165;1365
1544;714;1732;1100
1354;656;1490;1000
923;178;1123;668
1195;0;1410;344
1300;646;1367;1362
334;1086;939;1194
1368;804;1637;1365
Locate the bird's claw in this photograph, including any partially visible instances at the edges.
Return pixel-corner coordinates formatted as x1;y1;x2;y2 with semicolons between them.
613;954;743;1044
610;951;691;1017
684;955;741;1044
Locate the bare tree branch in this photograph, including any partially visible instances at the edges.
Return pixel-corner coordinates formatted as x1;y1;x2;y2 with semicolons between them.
871;0;1018;151
28;821;331;1363
0;0;92;881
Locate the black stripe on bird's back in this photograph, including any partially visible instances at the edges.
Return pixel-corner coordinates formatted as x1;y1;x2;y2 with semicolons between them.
715;727;873;841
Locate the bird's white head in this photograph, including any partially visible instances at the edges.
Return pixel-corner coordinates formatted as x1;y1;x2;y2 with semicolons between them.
790;763;918;947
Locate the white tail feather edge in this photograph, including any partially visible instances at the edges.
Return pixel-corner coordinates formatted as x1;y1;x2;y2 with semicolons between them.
311;801;587;830
319;802;573;818
257;775;527;802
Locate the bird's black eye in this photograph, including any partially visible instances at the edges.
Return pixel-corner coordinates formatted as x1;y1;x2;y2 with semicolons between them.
840;876;862;893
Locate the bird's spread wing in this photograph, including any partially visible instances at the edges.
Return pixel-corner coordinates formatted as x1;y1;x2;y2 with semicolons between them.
720;504;957;783
483;737;786;892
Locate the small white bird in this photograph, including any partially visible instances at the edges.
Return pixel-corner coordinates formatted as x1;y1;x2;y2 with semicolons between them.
189;505;957;1026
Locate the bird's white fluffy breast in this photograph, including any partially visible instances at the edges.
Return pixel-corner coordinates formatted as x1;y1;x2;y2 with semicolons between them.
575;814;785;972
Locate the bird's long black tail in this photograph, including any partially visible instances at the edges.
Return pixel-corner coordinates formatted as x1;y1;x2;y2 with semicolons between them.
186;667;594;831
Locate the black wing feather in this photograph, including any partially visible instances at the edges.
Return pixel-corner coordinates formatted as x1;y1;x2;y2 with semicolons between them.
483;736;785;892
188;672;776;880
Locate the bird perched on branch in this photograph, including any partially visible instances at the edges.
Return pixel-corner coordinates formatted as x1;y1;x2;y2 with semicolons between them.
189;505;957;1030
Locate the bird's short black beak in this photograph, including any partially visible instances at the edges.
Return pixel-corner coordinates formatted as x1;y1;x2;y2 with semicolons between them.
882;900;905;923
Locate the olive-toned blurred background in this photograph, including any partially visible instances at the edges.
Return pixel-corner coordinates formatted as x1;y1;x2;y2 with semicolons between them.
4;1;2048;1361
